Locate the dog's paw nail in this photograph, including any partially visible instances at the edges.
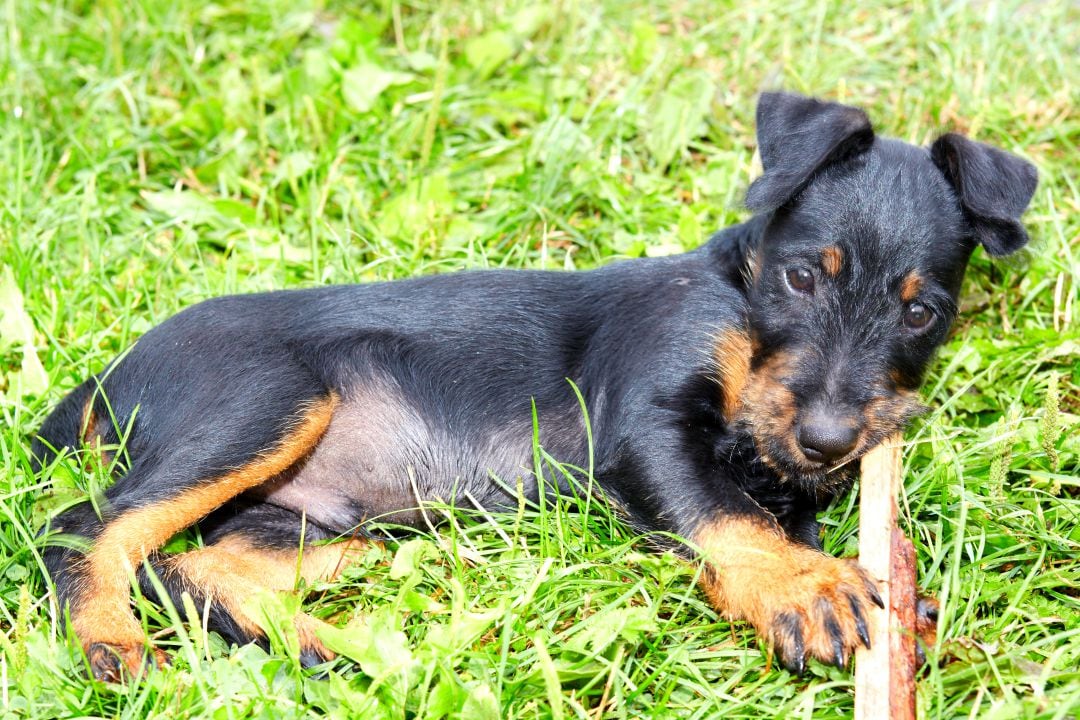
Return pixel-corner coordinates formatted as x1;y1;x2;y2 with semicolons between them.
87;642;129;683
832;639;847;668
781;649;807;676
848;594;870;649
773;611;807;675
817;599;846;667
86;640;162;682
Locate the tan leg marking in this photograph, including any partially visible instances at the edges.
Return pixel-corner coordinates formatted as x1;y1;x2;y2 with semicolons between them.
71;393;339;678
79;395;97;447
695;516;881;672
161;535;370;655
78;395;114;469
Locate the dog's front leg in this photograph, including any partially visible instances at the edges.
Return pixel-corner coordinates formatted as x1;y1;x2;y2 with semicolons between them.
691;513;882;674
600;433;881;673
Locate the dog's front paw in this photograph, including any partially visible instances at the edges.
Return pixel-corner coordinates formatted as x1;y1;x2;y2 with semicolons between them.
696;519;883;674
85;641;167;683
758;555;883;674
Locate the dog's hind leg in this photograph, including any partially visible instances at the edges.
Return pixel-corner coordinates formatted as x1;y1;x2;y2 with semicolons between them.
139;503;372;667
43;392;338;682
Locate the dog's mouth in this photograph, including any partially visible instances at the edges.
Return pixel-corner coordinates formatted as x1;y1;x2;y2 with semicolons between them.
735;378;924;493
724;339;926;492
737;424;869;496
746;425;851;480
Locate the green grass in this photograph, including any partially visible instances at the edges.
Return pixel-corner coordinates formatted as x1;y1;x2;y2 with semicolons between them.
1;0;1078;717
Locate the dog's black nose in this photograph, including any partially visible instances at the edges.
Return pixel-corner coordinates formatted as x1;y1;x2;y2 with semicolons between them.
797;414;859;463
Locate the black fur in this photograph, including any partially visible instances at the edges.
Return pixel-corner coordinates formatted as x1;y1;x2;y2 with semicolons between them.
930;132;1039;256
745;93;874;212
33;92;1038;673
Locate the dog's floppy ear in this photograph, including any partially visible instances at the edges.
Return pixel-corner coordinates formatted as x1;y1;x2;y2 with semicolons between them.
745;92;874;212
930;133;1038;257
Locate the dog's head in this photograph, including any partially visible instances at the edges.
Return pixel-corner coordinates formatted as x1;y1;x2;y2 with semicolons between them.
733;92;1037;488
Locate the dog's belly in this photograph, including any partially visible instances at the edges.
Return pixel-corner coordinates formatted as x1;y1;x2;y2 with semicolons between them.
249;382;556;532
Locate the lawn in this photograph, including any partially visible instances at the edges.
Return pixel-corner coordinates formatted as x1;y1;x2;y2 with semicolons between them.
1;0;1077;718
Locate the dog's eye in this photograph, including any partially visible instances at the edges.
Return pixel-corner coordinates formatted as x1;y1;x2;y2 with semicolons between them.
785;267;815;294
903;302;933;330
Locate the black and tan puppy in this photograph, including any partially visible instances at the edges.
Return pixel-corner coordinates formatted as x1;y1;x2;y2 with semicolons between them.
33;92;1037;681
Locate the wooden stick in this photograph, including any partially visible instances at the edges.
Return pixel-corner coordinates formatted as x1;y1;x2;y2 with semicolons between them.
855;434;917;720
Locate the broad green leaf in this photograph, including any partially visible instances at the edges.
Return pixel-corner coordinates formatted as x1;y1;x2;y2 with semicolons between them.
219;65;253;128
377;173;454;239
422;608;501;656
404;50;438;73
459;684;501;720
0;266;48;399
141;189;222;224
305;671;381;719
317;609;416;709
464;31;514;77
302;48;335;89
342;64;414;113
511;6;553;36
628;19;660;72
644;240;684;257
677;206;702;249
331;17;387;65
363;611;415;680
646;68;715;168
389;537;433;580
212;198;258;225
528;116;593;166
567;605;656;655
274;151;315;185
424;674;467;719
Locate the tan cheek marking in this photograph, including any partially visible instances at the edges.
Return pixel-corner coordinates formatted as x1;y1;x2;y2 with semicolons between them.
746;249;764;286
713;329;753;421
821;245;843;277
737;352;802;469
857;390;922;452
900;272;924;302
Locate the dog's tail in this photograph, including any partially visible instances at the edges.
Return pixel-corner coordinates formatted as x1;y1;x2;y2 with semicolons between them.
30;377;96;473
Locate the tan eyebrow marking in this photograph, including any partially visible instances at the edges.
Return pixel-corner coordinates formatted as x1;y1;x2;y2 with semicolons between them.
900;272;924;302
821;245;842;277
